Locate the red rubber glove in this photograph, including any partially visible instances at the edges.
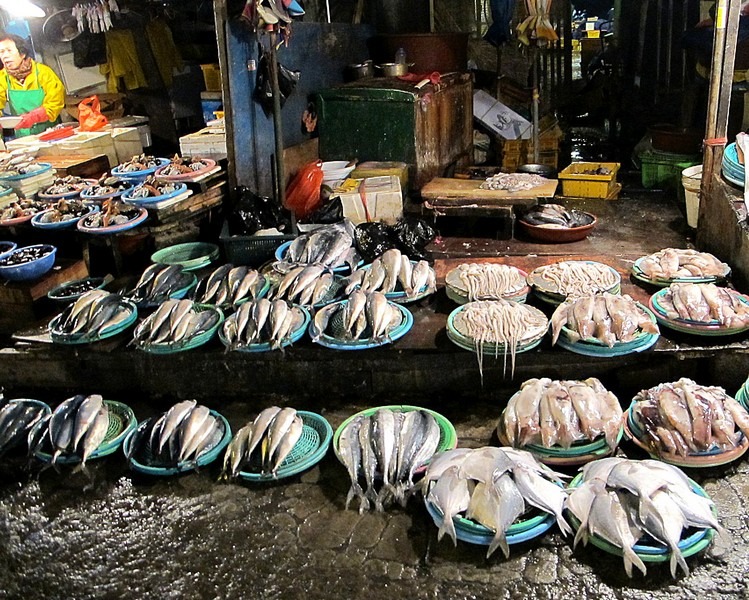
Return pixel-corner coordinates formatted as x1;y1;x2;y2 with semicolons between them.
14;106;49;130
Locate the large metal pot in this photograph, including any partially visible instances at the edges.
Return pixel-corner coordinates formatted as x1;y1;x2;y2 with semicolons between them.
375;62;410;77
347;60;374;80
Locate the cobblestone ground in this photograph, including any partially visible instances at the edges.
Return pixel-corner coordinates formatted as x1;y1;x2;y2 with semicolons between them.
1;397;748;600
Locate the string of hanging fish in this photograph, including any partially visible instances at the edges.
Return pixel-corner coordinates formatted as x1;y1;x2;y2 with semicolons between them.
72;1;120;35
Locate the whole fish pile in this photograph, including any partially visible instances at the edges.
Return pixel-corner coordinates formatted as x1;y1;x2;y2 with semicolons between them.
454;299;548;377
456;263;527;301
631;378;749;456
36;198;90;223
222;406;304;478
0;199;48;221
193;264;265;306
338;408;441;512
550;292;659;347
500;377;622;450
657;282;749;327
535;260;619;298
421;447;571;557
41;176;90;196
52;290;133;340
31;394;109;466
310;290;403;342
126;400;223;468
127;175;180;199
127;263;193;305
221;298;306;350
479;172;548;192
270;264;338;306
568;457;727;578
133;299;220;348
345;248;436;299
638;248;729;280
81;198;141;228
521;203;593;228
116;154;161;173
275;221;360;272
0;400;47;457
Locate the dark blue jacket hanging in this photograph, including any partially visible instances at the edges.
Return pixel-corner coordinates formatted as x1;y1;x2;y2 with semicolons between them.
484;0;516;46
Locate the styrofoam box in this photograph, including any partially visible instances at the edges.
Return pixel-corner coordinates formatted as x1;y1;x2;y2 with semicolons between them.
179;128;227;159
55;131;118;170
110;127;143;164
334;175;403;226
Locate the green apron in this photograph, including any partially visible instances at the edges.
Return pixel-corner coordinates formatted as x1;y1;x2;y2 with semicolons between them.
5;65;58;137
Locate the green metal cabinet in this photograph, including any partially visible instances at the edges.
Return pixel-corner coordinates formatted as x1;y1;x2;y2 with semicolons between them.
317;73;473;190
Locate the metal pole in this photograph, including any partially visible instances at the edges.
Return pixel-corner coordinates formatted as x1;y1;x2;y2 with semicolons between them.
665;0;673;91
268;30;286;213
212;0;237;199
533;45;540;164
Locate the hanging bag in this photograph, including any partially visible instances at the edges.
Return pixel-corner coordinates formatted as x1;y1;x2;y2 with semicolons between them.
77;95;109;131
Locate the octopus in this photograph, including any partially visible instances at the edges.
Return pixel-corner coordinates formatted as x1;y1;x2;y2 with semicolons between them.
638;248;729;280
456;263;527;301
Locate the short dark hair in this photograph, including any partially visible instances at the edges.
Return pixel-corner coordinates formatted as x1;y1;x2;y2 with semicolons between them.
0;33;31;58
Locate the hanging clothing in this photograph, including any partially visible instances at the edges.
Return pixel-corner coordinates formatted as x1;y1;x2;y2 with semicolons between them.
145;18;183;88
72;32;108;68
99;29;148;92
0;61;65;136
485;0;516;47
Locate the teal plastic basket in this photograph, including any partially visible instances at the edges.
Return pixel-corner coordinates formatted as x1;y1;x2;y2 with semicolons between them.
33;400;137;465
236;411;333;481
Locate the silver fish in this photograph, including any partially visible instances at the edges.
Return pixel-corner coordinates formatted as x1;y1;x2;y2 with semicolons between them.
248;406;282;459
80;405;109;466
427;465;470;545
49;395;86;464
380;248;402;293
158;400;197;454
339;416;365;510
72;394;104;453
270;415;303;475
358;416;379;512
263;407;297;471
409;260;431;298
178;405;212;463
366;291;391;340
512;462;571;536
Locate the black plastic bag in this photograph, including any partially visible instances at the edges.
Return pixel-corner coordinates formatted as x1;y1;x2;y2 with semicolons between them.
354;217;436;262
254;51;301;118
229;186;292;235
301;197;344;225
354;222;394;263
391;217;436;261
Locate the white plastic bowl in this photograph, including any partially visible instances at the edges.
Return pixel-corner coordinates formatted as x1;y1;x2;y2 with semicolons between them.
321;161;351;171
0;116;22;129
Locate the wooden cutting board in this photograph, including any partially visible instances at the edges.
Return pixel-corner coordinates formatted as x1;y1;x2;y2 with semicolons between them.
420;177;558;203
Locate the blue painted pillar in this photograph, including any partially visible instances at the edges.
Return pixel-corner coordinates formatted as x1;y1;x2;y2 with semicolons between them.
226;22;374;197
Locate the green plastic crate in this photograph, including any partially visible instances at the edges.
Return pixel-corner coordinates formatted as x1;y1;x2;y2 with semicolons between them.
640;151;701;190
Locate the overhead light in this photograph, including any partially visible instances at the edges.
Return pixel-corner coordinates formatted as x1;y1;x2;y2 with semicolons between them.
0;0;46;19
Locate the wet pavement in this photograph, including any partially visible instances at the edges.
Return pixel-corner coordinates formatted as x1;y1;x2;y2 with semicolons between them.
1;394;749;600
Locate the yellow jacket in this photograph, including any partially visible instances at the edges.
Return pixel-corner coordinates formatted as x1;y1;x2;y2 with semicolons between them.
0;60;66;122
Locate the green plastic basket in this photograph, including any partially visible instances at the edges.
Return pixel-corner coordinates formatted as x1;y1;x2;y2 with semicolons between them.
151;242;220;271
332;405;458;465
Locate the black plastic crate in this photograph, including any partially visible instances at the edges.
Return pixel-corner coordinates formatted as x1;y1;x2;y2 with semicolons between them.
219;220;295;267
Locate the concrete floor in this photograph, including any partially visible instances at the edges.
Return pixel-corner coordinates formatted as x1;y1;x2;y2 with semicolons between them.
1;395;748;600
2;188;749;599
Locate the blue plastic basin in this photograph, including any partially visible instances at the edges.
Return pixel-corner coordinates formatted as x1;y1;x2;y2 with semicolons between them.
0;244;56;281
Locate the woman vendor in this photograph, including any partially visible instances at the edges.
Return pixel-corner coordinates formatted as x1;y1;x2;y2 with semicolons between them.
0;33;65;137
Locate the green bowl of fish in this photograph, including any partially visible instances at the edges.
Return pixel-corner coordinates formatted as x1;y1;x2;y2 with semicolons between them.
631;256;730;288
332;405;458;465
32;400;137;465
151;242;220;272
135;305;224;354
237;411;333;481
49;300;139;345
566;473;715;560
122;410;232;476
212;274;272;309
